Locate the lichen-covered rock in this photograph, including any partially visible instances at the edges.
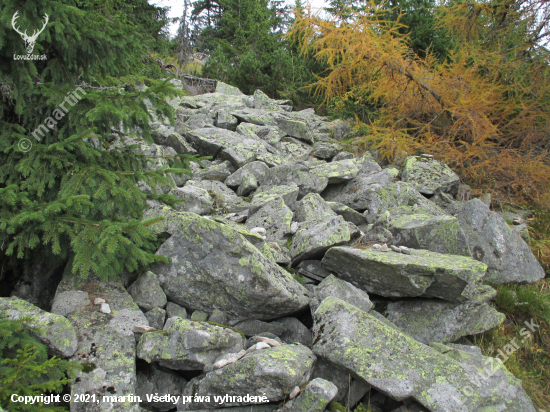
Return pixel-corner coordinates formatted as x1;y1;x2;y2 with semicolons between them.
225;161;269;188
310;159;360;184
166;302;187;319
245;197;293;241
400;156;460;197
50;290;91;318
144;307;166;330
136;364;187;411
197;161;235;182
259;162;329;199
186;180;249;213
385;293;505;344
290;215;350;264
148;209;309;321
296;260;332;283
216;81;245;96
151;125;197;155
180;344;316;409
456;199;545;284
294;193;336;223
311;142;341;159
232;319;285;337
322;247;486;302
329;119;353;141
278;378;338;412
52;276;149;412
312;297;536;412
236;122;285;145
386;213;471;257
169;186;214;215
237;172;258;196
137;318;244;370
250;185;300;214
127;271;167;312
215;110;239;130
253;89;285;111
326;202;366;226
270;317;312;346
275;117;315;143
0;296;77;358
310;274;373;314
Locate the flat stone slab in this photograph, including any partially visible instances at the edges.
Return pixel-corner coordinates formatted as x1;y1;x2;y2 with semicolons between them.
400;156;460;196
312;297;536;412
322;247;487;302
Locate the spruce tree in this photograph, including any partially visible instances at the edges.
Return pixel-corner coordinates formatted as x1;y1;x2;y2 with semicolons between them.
0;0;194;284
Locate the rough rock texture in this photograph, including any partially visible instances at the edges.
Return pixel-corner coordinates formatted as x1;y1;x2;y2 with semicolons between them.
232;319;285;337
270;317;312;346
312;297;536;412
137;318;244;370
50;290;91;318
136;364;187;411
245;197;293;241
148;208;310;321
0;296;78;358
166;302;187;319
294;193;336;223
225;161;269;188
400;156;461;197
170;186;214;215
144;307;166;330
327;202;366;226
310;159;360;184
310;274;373;314
259;162;329;199
322;247;486;302
187;180;249;213
456;199;545;284
250;185;300;214
127;271;167;312
278;378;338;412
181;344;316;409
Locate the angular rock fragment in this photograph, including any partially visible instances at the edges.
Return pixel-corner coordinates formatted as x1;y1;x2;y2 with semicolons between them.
310;274;373;313
144;307;166;330
170;186;214;215
245;197;293;241
310;159;360;184
294;193;336;222
127;271;167;312
260;162;329;199
270;317;312;346
250;185;300;214
136;364;187;411
225;161;269;188
400;156;460;197
278;378;338;412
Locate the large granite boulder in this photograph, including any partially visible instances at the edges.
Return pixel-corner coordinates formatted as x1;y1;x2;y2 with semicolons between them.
147;208;309;321
180;344;316;409
137;318;244;370
0;296;77;358
322;247;487;302
250;185;300;214
312;297;536;412
400;156;461;197
456;199;545;284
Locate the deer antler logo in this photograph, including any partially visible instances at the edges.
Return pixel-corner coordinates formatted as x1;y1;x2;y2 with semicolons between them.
12;11;49;54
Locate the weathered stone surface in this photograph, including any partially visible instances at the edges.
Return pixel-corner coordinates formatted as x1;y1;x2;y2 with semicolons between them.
136;364;187;411
237;172;258;197
311;142;341;159
166;302;187;319
186;180;249;213
53;276;149;411
216;81;245;96
296;260;332;282
312;297;536;412
290;215;351;264
250;185;300;214
191;311;209;322
197;161;235;182
253;89;284;111
215;111;239;130
233;319;285;337
322;247;486;302
270;317;312;346
333;152;355;161
329;119;353;141
50;290;91;318
1;296;77;358
181;344;316;409
385;293;505;344
236;122;285;145
170;186;214;215
310;274;373;314
311;159;360;184
456;199;545;284
400;156;460;197
275;117;315;143
144;307;166;330
225;161;269;188
127;271;167;312
278;378;338;412
386;213;471;257
245;197;293;241
327;202;366;226
273;138;312;162
148;209;309;321
151;125;197;155
231;108;280;126
259;162;329;199
294;193;336;222
137;318;244;370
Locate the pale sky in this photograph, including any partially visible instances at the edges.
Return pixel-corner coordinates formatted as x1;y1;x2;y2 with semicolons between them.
149;0;328;38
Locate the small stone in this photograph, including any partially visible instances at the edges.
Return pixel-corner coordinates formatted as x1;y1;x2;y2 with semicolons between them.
225;213;236;219
100;302;111;314
256;342;270;350
250;227;267;237
372;244;381;250
190;311;208;322
421;154;434;158
133;325;156;333
290;222;299;234
379;243;389;252
94;298;105;305
512;218;522;225
399;245;411;255
289;386;301;400
390;245;401;253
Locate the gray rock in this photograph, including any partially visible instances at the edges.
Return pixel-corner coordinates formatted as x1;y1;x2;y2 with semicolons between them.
356;153;382;175
151;125;197;155
275;117;315;143
385;294;505;344
170;186;214;215
270;317;312;346
361;226;393;244
327;202;367;226
127;271;167;312
236;172;258;197
311;142;341;159
259;162;329;200
310;159;360;184
166;302;187;319
246;197;293;241
191;311;209;322
233;319;285;337
216;81;245;96
137;318;244;370
215;110;239;130
296;260;332;282
50;290;91;318
253;89;284;111
279;378;338;412
330;119;353;141
312;297;536;412
322;247;487;302
187;180;249;213
197;161;235;182
273;138;312;162
456;199;545;284
180;344;316;409
137;364;187;411
310;359;351;403
148;210;309;321
225;161;269;188
53;276;149;411
0;296;78;358
208;309;229;325
310;274;373;314
386;213;471;257
231;108;280;126
333;151;355;161
400;156;460;197
236;122;285;145
250;185;300;214
294;193;336;222
144;307;166;330
290;215;351;264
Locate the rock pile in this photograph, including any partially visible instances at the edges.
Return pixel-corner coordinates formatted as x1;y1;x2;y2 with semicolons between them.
3;81;544;412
